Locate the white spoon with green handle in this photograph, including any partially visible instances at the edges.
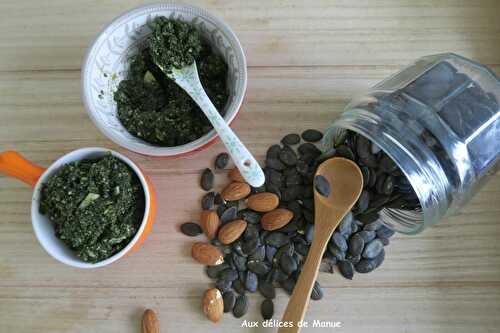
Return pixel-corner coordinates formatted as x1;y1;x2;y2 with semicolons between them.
154;60;264;187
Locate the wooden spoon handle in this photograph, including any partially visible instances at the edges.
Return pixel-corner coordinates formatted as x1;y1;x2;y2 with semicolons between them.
278;235;330;333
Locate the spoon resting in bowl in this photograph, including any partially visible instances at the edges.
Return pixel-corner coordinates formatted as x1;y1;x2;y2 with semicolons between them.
154;60;265;187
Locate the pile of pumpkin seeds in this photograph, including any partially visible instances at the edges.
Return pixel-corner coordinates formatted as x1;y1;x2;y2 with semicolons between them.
181;129;417;320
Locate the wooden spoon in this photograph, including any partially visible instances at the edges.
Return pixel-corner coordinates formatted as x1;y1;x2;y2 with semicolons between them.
278;157;363;333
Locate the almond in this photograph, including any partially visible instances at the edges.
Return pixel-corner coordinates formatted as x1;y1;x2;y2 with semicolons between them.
261;208;294;231
228;167;246;183
141;309;159;333
221;182;251;201
218;219;247;244
202;288;224;323
192;242;224;266
200;210;220;240
247;192;280;212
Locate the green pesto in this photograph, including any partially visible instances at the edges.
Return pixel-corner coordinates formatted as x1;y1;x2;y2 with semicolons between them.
149;17;202;72
113;17;229;146
39;154;145;263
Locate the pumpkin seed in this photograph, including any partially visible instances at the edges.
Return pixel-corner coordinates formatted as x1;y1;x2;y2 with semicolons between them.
279;148;298;166
247;260;271;275
338;211;353;236
362;239;384;259
311;281;324;300
346;254;361;264
280;278;296;295
266;144;281;160
265;245;278;263
379;154;398;173
233;294;249;318
215;152;230;169
357;230;376;243
242;237;260;255
281;185;301;202
304;224;314;243
286;173;303;186
200;168;214;191
382;175;394;195
327;243;346;261
223;291;236;313
232;279;246;294
355;190;370;213
216;278;232;292
220;205;238;224
265;232;289;248
356;249;385;273
295;243;309;256
201;192;216;210
239;209;261;224
231;253;247;272
282;133;301;146
301;129;323;142
280;253;298;275
363;220;382;231
338;260;354;280
319;257;336;273
379;237;390;246
335;145;355;160
266;158;285;171
219;268;238;281
298;143;321;157
331;232;348;252
261;299;274;320
377;225;395;238
259;280;276;299
245;271;258;292
214;193;223;205
180;222;202;236
347;233;364;256
356;135;378;168
249;245;266;261
206;263;230;279
314;175;331;197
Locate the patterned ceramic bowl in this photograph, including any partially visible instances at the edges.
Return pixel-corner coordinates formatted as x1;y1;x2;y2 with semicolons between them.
81;3;247;156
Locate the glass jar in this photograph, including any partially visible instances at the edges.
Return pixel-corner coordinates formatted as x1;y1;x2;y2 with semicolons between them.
322;53;499;234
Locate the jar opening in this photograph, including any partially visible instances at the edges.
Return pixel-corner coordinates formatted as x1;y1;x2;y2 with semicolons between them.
322;110;449;234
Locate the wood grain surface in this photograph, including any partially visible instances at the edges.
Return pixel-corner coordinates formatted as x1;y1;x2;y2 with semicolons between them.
0;1;499;332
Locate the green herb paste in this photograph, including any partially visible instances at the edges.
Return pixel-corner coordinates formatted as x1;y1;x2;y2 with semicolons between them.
114;17;229;146
39;154;144;263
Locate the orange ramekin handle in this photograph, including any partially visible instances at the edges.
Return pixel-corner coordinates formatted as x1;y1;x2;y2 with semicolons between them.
0;151;46;188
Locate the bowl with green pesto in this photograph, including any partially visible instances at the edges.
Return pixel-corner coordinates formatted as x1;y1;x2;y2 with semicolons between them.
82;4;247;156
30;148;152;268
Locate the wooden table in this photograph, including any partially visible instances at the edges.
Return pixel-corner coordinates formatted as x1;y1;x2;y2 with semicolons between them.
1;1;499;332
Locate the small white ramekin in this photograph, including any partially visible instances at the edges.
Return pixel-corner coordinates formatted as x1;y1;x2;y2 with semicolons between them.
0;148;156;269
81;3;247;157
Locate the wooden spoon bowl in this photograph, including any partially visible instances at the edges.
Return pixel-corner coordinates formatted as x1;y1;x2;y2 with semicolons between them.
278;157;363;333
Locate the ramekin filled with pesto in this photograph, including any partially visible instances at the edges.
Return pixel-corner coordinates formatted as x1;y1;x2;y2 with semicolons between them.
82;4;247;156
0;148;156;268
